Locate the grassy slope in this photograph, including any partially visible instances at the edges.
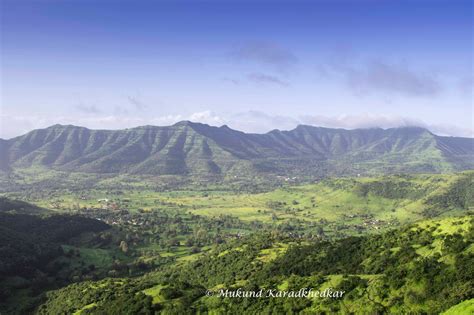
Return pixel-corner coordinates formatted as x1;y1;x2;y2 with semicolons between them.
442;299;474;315
37;214;474;314
2;123;473;178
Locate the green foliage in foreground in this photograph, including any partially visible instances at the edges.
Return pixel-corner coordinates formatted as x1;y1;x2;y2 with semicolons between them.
0;212;112;314
0;201;256;314
38;215;474;314
441;298;474;315
0;213;109;278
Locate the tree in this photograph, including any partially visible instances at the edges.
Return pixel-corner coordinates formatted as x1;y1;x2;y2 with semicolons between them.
119;241;129;253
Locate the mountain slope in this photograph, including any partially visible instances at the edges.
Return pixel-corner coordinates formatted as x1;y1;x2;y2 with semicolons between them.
1;122;473;177
36;214;474;314
0;197;50;215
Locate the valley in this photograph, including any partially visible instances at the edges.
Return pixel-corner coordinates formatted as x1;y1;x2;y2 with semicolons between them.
2;1;473;313
0;170;473;314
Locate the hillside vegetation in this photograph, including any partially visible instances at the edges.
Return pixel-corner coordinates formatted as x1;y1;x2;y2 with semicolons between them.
1;122;473;178
36;214;474;314
0;209;111;314
0;172;473;314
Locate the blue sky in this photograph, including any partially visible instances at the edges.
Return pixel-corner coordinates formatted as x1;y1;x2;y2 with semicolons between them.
1;0;472;138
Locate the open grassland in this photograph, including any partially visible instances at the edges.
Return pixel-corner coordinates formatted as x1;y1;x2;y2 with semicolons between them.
7;172;472;238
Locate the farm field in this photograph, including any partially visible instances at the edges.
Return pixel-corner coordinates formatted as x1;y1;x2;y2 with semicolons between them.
5;171;472;236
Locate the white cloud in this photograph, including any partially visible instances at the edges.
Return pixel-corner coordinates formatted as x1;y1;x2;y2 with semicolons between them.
127;96;148;111
188;110;224;125
1;111;472;139
230;41;298;74
318;53;442;97
75;103;102;114
0;111;216;139
299;113;473;137
246;73;289;87
299;113;423;130
226;111;298;133
228;112;473;138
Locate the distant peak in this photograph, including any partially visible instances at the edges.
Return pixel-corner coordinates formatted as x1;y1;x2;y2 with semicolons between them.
294;124;430;133
172;120;193;126
49;124;68;128
47;124;84;130
294;124;336;131
172;121;221;131
172;120;207;128
396;126;429;131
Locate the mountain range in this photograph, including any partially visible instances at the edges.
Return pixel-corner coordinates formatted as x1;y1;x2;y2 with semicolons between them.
1;121;473;178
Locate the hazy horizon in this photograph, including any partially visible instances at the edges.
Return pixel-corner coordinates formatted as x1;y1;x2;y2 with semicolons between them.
1;118;472;141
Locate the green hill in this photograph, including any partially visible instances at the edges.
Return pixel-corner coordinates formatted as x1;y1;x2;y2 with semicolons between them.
0;197;49;215
36;214;474;314
0;198;112;314
1;122;473;178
